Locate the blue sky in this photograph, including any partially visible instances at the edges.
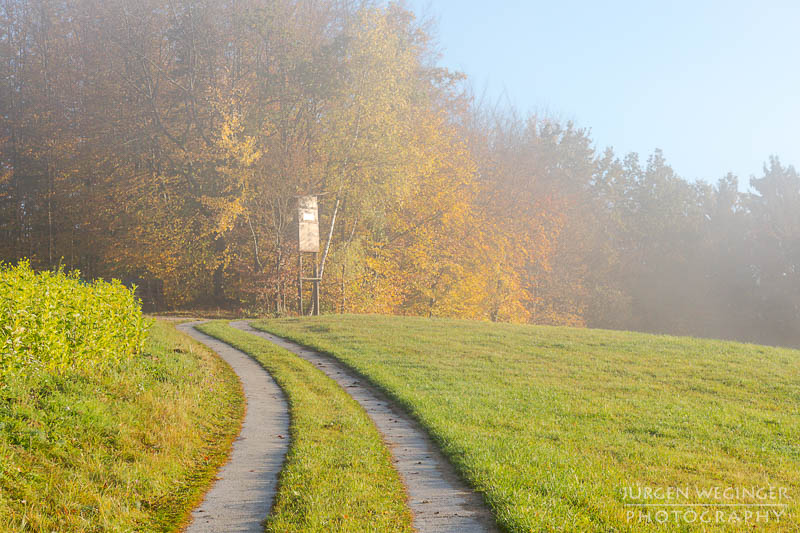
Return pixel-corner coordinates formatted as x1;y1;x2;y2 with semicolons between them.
408;0;800;187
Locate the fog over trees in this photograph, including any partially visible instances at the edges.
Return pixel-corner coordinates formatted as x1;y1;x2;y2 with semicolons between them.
1;0;798;346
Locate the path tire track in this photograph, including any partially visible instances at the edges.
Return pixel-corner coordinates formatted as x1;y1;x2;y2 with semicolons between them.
178;321;290;533
230;320;499;533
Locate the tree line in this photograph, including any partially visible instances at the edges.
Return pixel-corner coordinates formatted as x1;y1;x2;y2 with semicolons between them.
2;0;798;346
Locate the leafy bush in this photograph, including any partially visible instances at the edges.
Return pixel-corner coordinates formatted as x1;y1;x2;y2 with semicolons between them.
0;261;149;377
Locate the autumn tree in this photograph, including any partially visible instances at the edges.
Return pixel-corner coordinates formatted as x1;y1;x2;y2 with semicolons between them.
2;0;800;346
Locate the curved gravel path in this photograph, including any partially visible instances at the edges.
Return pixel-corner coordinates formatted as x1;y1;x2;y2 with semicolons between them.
177;321;290;533
230;320;499;533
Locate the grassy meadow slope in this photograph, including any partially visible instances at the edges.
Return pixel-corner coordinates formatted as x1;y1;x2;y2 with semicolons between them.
0;263;244;531
254;314;800;532
0;320;244;532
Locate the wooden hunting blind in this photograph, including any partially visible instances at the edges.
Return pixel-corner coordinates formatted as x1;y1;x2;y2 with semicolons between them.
297;195;321;315
298;195;320;253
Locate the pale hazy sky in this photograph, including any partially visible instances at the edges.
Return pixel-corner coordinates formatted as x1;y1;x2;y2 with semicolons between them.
409;0;800;187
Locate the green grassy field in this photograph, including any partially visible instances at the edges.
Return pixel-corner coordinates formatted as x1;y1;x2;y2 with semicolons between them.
254;314;800;532
0;320;244;532
198;322;413;533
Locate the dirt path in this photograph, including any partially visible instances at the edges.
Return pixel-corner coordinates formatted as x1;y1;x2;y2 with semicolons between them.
178;321;290;533
230;321;499;533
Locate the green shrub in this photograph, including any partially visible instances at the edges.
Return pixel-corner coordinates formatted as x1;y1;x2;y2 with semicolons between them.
0;261;149;377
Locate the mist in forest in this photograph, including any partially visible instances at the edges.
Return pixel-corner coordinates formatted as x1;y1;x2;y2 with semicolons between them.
1;0;798;346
